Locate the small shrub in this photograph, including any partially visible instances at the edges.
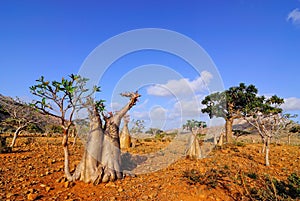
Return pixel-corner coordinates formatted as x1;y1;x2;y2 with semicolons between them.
183;168;230;189
24;137;35;145
0;136;11;153
182;169;201;185
249;173;300;200
234;141;246;147
246;172;258;180
143;138;153;142
224;165;229;170
155;133;165;141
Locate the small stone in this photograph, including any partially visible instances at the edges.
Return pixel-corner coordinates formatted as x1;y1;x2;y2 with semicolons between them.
6;193;14;198
40;184;46;188
105;182;116;188
45;187;51;192
142;195;149;200
149;192;158;198
27;193;38;200
64;181;70;188
118;188;124;192
28;189;35;194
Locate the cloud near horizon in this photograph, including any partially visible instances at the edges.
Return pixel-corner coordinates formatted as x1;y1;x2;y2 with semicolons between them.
287;8;300;25
147;71;212;97
281;97;300;111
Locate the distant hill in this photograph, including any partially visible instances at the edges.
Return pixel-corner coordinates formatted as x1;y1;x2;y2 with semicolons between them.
0;94;60;133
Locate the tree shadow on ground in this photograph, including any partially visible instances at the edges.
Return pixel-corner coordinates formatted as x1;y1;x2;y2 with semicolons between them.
121;152;147;171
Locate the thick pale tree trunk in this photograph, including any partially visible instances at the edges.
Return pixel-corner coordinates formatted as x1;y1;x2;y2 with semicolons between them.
217;133;224;146
120;122;131;149
186;134;202;159
213;133;218;145
225;117;233;143
288;135;291;145
72;92;140;184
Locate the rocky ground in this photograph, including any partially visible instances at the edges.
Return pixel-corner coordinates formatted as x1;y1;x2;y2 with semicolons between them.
0;135;299;201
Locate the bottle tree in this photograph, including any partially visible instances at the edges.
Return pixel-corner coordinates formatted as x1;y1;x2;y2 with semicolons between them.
30;75;140;183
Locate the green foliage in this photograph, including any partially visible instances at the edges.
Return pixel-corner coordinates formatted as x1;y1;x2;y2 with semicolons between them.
201;83;259;120
234;141;246;147
130;119;145;133
246;172;258;180
202;83;283;119
290;125;300;133
0;136;11;153
250;173;300;200
183;168;230;189
196;133;206;139
95;99;106;113
45;124;63;134
154;132;165;140
145;128;163;135
183;119;206;131
30;74;101;134
26;123;43;133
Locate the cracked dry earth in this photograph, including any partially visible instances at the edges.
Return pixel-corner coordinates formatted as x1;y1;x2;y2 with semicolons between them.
0;136;299;201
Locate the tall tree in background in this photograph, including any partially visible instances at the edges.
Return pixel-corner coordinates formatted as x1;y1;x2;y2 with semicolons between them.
201;83;258;143
183;119;206;132
130;119;145;134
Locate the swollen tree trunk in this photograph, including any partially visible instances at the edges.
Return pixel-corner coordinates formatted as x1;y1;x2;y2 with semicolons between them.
217;133;224;146
186;134;202;159
265;136;271;166
225;117;233;143
288;134;291;145
72;92;140;184
72;113;122;183
120;122;131;149
213;133;218;145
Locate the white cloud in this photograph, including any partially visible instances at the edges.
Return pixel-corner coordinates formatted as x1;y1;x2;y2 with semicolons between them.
281;97;300;111
287;8;300;25
147;71;213;97
171;96;203;118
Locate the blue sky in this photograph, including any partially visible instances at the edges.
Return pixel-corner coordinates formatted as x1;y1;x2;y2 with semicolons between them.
1;0;300;129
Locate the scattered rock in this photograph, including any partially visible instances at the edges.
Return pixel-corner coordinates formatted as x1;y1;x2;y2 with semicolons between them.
6;192;14;198
64;181;70;188
27;193;38;200
105;182;117;188
45;187;51;192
